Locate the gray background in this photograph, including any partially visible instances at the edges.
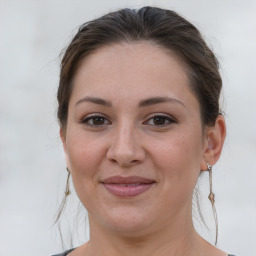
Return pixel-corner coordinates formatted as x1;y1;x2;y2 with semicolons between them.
0;0;255;255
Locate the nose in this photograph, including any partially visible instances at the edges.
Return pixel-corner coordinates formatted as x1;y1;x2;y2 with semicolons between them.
106;123;146;167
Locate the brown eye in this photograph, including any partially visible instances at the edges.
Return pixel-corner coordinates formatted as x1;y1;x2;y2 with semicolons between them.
92;116;105;125
153;116;167;125
82;115;111;127
144;114;176;127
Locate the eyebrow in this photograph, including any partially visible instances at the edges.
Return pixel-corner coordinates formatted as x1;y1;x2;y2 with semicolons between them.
139;97;185;108
76;96;112;107
75;96;185;108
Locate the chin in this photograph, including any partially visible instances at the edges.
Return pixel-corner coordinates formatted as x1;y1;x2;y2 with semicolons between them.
99;206;154;236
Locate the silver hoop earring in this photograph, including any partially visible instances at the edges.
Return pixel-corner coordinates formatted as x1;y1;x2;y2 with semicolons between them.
207;163;218;245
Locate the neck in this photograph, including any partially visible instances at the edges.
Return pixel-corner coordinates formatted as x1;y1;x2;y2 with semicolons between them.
85;212;206;256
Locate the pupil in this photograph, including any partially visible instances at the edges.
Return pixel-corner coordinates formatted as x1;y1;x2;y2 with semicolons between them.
154;116;165;125
93;117;104;125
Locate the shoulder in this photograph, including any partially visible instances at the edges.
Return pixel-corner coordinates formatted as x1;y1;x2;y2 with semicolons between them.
51;248;75;256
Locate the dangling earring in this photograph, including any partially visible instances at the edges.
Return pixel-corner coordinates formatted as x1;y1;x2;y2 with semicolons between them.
54;167;71;224
65;167;71;196
207;163;218;246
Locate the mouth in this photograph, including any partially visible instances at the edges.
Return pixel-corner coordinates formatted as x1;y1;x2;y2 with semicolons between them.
101;176;156;197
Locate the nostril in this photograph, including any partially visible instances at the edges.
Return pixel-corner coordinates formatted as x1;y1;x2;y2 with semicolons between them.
106;135;146;166
109;158;139;167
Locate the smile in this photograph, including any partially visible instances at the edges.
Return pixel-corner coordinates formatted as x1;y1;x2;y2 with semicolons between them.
101;176;156;197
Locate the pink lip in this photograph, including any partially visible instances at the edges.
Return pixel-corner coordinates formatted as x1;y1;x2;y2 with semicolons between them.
101;176;156;197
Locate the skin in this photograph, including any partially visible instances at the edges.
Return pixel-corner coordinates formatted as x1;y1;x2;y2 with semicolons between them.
61;42;226;256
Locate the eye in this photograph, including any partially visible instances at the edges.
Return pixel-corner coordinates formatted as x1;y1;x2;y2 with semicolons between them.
144;114;176;126
81;114;111;127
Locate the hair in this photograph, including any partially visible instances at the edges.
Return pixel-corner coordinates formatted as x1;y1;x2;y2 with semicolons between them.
57;6;222;130
56;6;222;245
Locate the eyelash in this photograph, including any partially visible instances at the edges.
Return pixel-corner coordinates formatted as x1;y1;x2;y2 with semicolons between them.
143;114;176;127
81;113;176;128
81;114;111;127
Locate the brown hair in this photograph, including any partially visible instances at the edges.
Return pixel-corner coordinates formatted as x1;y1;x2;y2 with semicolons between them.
57;6;222;130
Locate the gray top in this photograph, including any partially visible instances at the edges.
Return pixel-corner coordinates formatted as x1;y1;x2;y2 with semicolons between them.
51;248;75;256
51;249;236;256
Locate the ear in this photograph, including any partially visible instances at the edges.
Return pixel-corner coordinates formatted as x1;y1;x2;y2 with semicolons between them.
60;127;70;170
201;115;226;171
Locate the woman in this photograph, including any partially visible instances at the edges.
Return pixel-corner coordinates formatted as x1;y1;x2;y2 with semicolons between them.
53;6;235;256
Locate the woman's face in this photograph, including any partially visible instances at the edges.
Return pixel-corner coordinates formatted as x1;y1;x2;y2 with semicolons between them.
62;42;209;235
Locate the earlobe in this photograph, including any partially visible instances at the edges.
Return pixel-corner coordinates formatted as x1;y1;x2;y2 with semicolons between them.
201;115;226;170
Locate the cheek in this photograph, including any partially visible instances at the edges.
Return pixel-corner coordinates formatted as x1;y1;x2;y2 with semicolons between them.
66;129;106;181
149;129;203;185
148;133;203;211
65;130;108;209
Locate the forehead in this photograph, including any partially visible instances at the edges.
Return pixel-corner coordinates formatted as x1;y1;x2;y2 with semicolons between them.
71;42;198;108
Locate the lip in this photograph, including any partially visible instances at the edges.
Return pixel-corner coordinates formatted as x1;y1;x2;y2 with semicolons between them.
101;175;156;197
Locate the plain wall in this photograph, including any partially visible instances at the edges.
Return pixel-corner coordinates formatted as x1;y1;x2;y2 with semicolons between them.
0;1;256;255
